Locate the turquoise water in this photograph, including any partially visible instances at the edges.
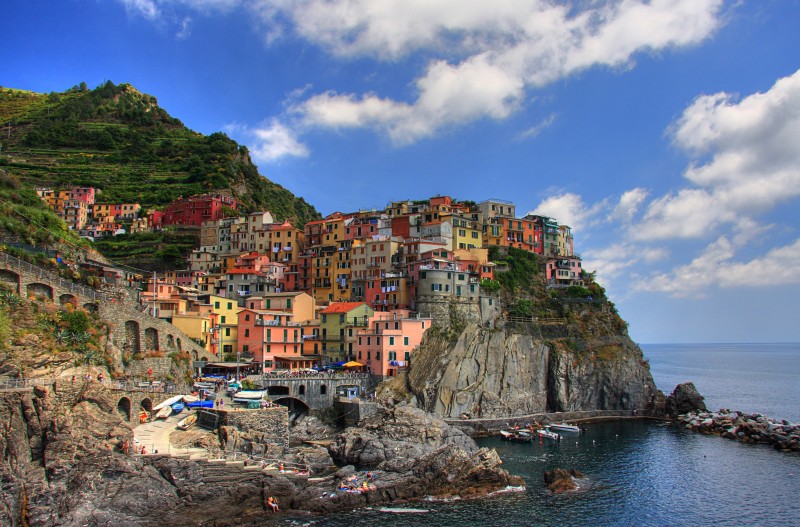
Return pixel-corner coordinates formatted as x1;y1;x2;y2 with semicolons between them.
290;343;800;527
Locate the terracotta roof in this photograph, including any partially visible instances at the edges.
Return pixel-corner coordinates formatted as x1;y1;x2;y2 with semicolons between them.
320;302;367;314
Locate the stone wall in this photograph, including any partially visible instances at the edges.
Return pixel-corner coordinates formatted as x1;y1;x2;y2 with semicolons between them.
125;358;174;379
215;406;289;452
254;375;371;410
416;292;501;331
335;399;379;427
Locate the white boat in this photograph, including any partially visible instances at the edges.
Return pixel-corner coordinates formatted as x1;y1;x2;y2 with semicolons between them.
153;394;184;411
548;423;582;433
232;390;265;403
537;428;561;441
176;413;197;430
155;406;173;420
182;394;200;403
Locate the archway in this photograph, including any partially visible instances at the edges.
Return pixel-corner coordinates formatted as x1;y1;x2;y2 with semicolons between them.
167;334;175;349
117;397;132;421
125;320;141;354
298;385;306;396
26;282;53;301
0;269;20;294
272;397;310;421
140;397;154;421
176;337;182;350
143;327;159;351
59;293;78;307
83;302;99;314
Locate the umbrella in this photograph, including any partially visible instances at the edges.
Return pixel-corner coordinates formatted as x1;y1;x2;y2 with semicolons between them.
343;361;364;368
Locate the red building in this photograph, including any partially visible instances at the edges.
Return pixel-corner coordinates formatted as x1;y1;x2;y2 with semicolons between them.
161;194;237;228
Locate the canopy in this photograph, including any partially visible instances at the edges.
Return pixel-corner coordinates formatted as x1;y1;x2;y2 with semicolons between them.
343;361;364;368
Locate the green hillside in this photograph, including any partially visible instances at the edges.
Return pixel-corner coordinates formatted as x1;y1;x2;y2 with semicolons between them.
0;82;319;225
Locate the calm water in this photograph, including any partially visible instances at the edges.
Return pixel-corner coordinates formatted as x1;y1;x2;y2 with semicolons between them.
285;343;800;527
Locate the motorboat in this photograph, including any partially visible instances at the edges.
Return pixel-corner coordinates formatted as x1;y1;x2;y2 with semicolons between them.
500;430;532;442
548;423;582;433
537;428;561;441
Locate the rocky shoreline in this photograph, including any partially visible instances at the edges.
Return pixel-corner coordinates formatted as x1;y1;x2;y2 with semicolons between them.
679;410;800;452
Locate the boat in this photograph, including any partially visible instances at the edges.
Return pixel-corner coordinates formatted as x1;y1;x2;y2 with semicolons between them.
537;428;561;441
171;401;185;414
186;399;214;409
182;394;199;403
548;422;582;433
500;430;532;442
153;394;184;411
155;406;173;420
176;413;197;430
232;390;265;403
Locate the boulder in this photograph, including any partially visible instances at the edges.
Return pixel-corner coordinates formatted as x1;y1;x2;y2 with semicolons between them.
666;382;706;415
544;468;584;494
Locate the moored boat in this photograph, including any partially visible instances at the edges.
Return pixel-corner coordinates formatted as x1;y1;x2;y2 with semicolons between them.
537;428;561;441
186;399;214;409
155;406;172;420
548;422;581;433
153;394;184;411
182;394;199;403
176;413;197;430
500;429;532;442
171;401;185;414
232;390;265;403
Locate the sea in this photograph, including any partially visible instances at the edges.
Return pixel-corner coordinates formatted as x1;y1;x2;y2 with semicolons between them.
284;343;800;527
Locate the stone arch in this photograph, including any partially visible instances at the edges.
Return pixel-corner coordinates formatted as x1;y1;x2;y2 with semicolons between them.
167;334;175;349
140;397;154;413
0;269;20;294
272;397;310;420
82;302;99;314
143;327;158;351
125;320;141;354
192;350;199;361
176;337;182;350
298;384;306;396
26;282;53;301
117;397;132;421
320;384;327;395
59;293;78;307
267;385;290;396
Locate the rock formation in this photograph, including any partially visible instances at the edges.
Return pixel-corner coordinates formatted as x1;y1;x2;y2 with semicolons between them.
678;409;799;452
543;468;585;494
665;382;706;416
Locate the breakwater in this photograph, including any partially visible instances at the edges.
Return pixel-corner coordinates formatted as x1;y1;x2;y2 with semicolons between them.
679;409;800;452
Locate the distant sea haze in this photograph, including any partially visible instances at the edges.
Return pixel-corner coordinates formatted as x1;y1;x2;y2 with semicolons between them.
642;343;800;422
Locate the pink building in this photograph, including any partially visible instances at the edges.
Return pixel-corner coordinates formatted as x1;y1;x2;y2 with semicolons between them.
353;310;432;378
237;308;317;372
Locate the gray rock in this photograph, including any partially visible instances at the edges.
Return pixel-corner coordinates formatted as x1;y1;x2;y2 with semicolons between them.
666;382;707;415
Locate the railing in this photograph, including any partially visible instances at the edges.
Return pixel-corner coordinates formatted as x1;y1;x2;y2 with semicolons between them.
0;251;108;302
0;377;56;391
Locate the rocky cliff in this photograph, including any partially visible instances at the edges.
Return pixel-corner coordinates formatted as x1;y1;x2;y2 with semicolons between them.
391;299;661;419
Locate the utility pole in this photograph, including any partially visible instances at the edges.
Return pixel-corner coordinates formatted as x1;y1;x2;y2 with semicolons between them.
152;271;156;317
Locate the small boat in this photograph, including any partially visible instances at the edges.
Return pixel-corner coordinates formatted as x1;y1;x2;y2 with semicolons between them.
548;422;582;433
171;401;185;414
233;390;265;403
182;394;199;403
500;430;532;442
153;394;184;411
176;413;197;430
186;399;214;409
155;406;172;420
537;428;561;441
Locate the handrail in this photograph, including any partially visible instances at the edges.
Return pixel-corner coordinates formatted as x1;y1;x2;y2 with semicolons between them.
0;251;108;302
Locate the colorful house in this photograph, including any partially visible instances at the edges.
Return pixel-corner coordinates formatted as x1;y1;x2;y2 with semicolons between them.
354;310;432;377
318;302;374;364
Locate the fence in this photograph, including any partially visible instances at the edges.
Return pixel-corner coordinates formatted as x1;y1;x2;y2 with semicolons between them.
0;250;108;302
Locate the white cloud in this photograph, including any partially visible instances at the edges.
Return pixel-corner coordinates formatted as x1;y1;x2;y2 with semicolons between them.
517;113;558;141
633;237;800;296
634;68;800;241
528;192;606;231
261;0;724;144
225;120;309;162
121;0;160;20
610;187;648;223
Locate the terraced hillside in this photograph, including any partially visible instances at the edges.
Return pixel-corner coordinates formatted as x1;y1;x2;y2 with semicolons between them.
0;82;319;225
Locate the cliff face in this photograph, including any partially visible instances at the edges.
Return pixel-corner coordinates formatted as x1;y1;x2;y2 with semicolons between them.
398;301;660;419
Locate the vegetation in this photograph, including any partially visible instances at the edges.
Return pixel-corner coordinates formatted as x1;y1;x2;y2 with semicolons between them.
492;247;543;293
93;230;199;271
0;82;320;225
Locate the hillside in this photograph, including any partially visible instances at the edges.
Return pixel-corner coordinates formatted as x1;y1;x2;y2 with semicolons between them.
0;82;319;225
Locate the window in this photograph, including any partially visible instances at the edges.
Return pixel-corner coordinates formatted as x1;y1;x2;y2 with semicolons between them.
220;316;226;324
266;329;271;341
214;301;220;308
244;329;249;337
405;351;410;361
227;302;232;310
225;328;230;336
404;336;409;345
245;314;250;321
340;314;345;323
287;299;292;309
376;352;381;360
299;385;305;395
242;345;249;353
389;336;395;345
320;385;327;395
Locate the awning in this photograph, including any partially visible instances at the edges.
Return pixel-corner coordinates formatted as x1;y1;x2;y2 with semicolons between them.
343;361;363;367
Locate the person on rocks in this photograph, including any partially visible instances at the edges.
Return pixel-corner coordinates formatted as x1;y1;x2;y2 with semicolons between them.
267;496;279;512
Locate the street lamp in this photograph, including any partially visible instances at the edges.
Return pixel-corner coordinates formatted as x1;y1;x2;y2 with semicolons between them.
236;349;240;381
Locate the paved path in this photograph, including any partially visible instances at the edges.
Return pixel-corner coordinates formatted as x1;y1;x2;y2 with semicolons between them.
133;412;208;457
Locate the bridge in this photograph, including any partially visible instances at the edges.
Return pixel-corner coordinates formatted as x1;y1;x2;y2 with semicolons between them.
251;373;372;413
0;251;216;361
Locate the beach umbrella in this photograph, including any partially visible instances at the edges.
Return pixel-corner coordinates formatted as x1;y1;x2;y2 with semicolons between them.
343;361;363;368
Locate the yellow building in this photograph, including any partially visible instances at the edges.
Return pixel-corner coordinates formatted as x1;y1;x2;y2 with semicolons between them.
449;214;483;251
207;294;239;358
171;311;215;353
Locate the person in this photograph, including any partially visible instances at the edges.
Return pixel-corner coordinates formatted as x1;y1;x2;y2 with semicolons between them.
279;463;284;473
219;398;224;409
267;496;279;512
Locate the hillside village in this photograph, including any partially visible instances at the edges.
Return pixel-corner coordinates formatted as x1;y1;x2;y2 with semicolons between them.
35;187;586;379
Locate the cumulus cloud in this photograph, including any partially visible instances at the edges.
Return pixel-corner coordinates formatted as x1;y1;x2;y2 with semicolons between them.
634;68;800;241
265;0;724;143
224;120;309;162
633;237;800;296
527;192;606;231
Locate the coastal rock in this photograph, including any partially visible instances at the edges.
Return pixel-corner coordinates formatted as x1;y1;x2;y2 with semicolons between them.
543;468;585;494
679;409;799;452
666;383;707;416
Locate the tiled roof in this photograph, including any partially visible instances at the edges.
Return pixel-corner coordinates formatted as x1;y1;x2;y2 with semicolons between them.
320;302;367;314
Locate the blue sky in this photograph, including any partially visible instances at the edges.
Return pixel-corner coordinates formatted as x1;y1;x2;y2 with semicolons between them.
3;0;800;344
